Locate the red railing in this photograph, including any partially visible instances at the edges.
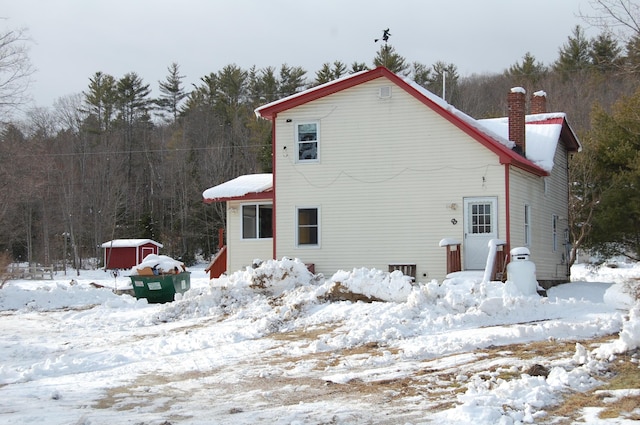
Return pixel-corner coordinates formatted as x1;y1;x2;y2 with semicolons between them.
205;228;227;279
206;245;227;279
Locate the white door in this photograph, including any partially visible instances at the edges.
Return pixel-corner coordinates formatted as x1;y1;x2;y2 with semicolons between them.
463;197;498;270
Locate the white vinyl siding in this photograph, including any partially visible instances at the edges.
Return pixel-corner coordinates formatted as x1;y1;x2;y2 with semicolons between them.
226;200;273;272
508;139;570;281
273;77;507;280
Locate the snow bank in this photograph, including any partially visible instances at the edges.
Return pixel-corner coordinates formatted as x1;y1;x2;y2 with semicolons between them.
0;281;136;312
323;267;414;302
594;302;640;360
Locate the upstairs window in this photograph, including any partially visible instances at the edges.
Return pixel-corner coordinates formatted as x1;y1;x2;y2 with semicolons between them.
242;204;273;239
296;122;319;162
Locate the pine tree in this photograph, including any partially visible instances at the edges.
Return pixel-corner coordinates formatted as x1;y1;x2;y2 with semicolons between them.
313;61;348;86
116;72;152;126
553;25;592;76
278;64;307;97
410;62;431;88
83;71;117;133
427;61;459;103
589;32;622;72
373;44;409;75
586;90;640;260
157;62;187;123
350;62;369;73
506;52;547;87
624;35;640;73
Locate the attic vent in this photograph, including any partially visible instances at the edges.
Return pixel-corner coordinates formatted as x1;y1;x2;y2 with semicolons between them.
378;86;392;99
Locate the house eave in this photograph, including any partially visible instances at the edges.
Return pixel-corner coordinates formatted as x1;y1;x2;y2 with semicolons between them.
203;188;274;204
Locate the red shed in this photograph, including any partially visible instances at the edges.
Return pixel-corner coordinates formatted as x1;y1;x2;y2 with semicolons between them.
101;239;163;269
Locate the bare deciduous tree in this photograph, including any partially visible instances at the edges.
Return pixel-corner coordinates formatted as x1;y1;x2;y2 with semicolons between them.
580;0;640;36
0;23;34;118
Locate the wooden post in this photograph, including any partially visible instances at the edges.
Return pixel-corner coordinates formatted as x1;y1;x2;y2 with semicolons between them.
441;242;461;274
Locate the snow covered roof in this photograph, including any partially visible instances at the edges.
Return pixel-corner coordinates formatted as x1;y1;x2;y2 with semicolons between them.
479;114;567;172
202;173;273;203
255;67;582;176
100;239;163;248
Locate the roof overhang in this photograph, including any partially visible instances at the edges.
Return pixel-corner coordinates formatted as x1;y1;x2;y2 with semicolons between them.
101;239;163;248
203;173;274;204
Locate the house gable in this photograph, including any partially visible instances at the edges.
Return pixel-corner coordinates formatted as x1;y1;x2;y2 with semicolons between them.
256;66;549;177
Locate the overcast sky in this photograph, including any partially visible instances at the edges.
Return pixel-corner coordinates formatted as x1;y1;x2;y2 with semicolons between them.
3;0;598;110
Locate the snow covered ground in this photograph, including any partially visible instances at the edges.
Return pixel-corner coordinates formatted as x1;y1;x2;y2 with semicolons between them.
1;259;639;424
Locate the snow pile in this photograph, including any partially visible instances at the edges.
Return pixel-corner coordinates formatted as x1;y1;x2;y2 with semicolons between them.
572;262;639;309
229;257;316;296
437;363;602;424
0;280;135;312
322;267;414;302
594;302;640;360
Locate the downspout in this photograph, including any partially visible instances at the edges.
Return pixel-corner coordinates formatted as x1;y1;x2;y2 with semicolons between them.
505;164;511;253
271;113;277;260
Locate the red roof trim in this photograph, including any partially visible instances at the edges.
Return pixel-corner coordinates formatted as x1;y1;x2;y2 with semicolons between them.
203;188;274;204
255;69;386;120
255;66;550;177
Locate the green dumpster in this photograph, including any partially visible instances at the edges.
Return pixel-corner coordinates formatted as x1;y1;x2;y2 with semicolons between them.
129;272;191;303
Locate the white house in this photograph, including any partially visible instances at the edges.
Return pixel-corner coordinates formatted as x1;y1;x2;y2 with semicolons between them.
203;67;580;286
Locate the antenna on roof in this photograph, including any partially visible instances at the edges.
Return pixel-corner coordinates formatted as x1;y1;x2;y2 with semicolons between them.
374;28;391;44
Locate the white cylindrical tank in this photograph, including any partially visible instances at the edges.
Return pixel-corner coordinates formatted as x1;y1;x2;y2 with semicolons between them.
506;247;538;295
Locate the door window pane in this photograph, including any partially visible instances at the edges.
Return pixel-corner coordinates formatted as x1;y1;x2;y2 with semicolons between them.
471;203;492;234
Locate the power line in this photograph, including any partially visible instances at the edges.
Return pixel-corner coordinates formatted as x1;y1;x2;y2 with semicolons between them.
11;143;268;159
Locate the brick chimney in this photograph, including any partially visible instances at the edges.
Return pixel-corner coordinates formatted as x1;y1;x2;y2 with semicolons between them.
508;87;526;156
531;90;547;114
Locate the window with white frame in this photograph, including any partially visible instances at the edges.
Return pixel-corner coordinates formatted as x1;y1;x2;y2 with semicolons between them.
242;204;273;239
297;207;319;246
296;122;319;162
524;204;531;246
552;214;558;252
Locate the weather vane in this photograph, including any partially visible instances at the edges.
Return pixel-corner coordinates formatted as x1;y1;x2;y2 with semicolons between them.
375;28;391;44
